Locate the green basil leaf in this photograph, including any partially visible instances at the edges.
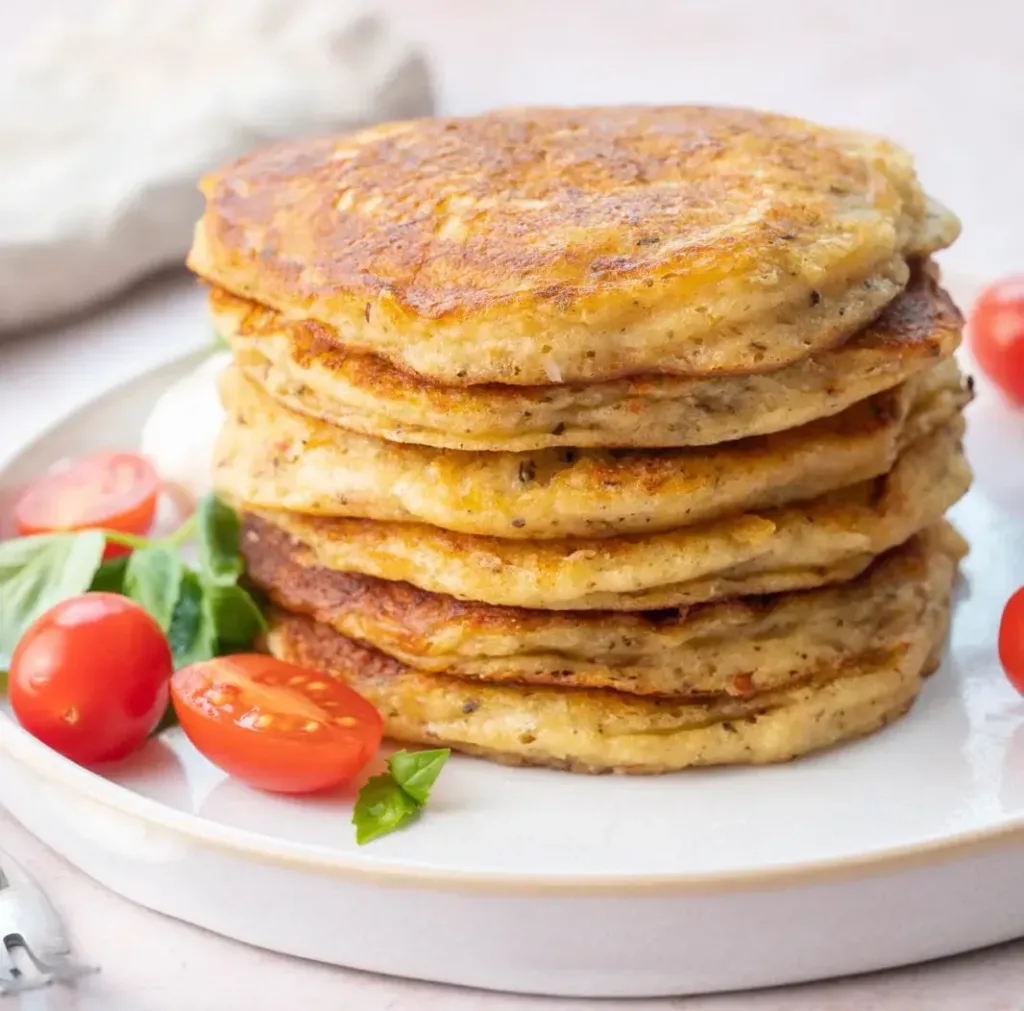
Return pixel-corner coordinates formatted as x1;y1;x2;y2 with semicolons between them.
388;749;451;806
167;571;216;668
352;773;421;845
205;583;267;651
0;670;7;694
0;534;62;580
196;495;243;586
89;554;129;594
123;545;183;631
50;534;106;596
0;532;105;669
352;750;451;844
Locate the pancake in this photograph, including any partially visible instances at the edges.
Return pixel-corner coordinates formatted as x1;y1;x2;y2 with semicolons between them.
242;418;970;610
217;262;963;451
246;518;964;698
265;567;952;773
190;106;958;387
215;358;969;539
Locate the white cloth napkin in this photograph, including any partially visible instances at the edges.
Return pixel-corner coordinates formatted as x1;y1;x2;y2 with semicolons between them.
0;0;433;333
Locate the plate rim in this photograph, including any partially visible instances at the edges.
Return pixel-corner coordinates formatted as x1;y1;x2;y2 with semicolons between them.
3;705;1023;895
1;345;1023;897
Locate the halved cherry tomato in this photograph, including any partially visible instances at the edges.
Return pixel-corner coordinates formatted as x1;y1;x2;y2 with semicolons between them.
969;276;1024;406
999;587;1024;696
14;451;160;558
9;594;172;765
171;655;383;794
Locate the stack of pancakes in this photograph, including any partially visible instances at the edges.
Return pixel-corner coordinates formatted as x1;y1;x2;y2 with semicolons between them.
189;107;972;773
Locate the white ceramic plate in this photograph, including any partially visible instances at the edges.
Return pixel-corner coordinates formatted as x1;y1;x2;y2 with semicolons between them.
0;341;1023;998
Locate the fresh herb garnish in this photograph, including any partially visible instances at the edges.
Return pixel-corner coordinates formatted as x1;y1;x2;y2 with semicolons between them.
205;583;268;651
166;570;216;670
89;554;130;594
0;531;106;671
353;748;450;844
389;748;450;804
0;494;265;724
124;545;184;631
353;774;421;844
196;494;244;587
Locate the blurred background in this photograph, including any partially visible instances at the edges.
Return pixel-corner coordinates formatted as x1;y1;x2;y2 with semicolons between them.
2;0;1022;332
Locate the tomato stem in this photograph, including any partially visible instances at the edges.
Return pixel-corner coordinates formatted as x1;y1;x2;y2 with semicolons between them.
164;514;197;548
99;513;197;551
99;530;153;550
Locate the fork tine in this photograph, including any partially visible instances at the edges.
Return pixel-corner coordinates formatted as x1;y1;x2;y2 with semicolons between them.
11;936;50;975
0;849;95;993
20;943;96;985
0;939;95;994
0;938;24;995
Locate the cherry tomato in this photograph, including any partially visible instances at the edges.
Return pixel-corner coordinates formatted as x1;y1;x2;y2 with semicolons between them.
171;655;383;794
14;451;160;558
969;276;1024;406
9;594;172;765
999;587;1024;696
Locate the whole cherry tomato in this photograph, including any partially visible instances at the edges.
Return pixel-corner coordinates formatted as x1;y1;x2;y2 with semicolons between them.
9;594;172;764
969;276;1024;406
999;587;1024;696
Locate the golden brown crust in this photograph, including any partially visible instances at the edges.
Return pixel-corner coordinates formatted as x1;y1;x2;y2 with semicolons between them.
215;358;969;539
237;419;971;611
265;578;951;773
216;262;964;450
245;518;964;698
190;106;957;385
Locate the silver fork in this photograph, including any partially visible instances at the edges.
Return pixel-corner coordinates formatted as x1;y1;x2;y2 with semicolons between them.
0;849;96;996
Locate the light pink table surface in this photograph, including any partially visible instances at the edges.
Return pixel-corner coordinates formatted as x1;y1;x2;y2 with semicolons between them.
2;1;1024;1007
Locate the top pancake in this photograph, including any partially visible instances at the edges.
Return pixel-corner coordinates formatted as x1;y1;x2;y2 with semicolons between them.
189;106;958;386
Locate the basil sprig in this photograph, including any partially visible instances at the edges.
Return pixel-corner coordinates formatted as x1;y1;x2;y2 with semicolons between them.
160;495;266;674
195;495;244;587
0;495;265;714
0;532;106;670
353;749;450;844
124;546;183;631
0;495;453;841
